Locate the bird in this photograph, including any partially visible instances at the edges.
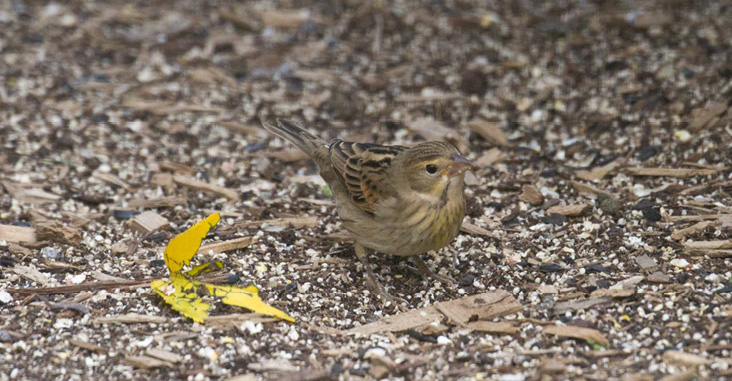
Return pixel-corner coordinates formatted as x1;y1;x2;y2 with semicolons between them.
262;119;476;305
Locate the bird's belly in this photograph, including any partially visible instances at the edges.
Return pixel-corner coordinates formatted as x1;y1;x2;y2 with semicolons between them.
342;200;464;257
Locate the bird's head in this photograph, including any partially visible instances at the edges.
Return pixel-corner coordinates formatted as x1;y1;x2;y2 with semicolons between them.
395;141;476;201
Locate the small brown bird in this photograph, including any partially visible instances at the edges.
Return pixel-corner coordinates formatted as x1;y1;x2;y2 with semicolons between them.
262;120;476;303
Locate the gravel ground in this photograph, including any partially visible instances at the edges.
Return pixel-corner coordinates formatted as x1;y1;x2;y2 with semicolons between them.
1;0;732;380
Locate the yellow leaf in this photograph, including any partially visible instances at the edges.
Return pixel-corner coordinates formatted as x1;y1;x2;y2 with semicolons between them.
164;213;220;273
204;283;295;322
151;273;211;323
186;261;224;277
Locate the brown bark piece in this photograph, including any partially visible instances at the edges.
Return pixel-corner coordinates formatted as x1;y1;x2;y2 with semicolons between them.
546;204;589;217
575;160;620;181
197;236;256;255
670;220;717;240
36;221;82;245
236;216;318;229
687;102;728;132
460;222;498;239
466;321;519;334
466;119;510;147
0;224;37;244
519;185;544;206
172;174;240;200
626;167;719;178
405;117;470;154
543;325;610;347
347;290;521;335
129;211;170;234
128;196;187;209
92;313;167;324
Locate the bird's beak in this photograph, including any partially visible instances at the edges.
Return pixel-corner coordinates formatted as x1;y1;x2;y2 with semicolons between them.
446;153;477;178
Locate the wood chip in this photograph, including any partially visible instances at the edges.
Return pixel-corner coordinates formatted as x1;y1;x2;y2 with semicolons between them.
466;321;519;334
405;117;470;154
69;339;109;354
146;348;183;363
1;181;61;204
666;214;732;222
474;148;506;167
635;254;658;271
590;288;635;298
123;355;174;369
670;220;717;240
519;185;544;206
36;221;82;245
571;181;614;199
158;160;197;175
150;173;175;189
460;221;498;239
347;290;521;335
92;313;167;325
260;9;311;28
250;149;310;163
0;224;37;244
129;211;170;234
662;350;711;366
545;204;589;217
128;196;187;209
626;167;719;178
575;160;620;181
687;102;729;132
466;119;510;147
173;174;240;200
12;264;52;286
198;237;256;255
92;172;131;190
237;216;318;229
543;325;609;347
684;240;732;250
552;297;611;315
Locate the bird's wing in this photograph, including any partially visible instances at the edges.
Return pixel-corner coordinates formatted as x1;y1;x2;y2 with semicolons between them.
328;140;408;214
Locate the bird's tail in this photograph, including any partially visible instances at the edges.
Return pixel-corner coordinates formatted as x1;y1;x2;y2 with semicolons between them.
261;119;327;157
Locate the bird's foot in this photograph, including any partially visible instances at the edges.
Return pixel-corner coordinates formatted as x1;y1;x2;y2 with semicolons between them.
355;244;408;312
412;256;457;286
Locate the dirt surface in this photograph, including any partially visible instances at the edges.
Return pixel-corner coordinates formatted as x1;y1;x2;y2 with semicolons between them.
2;0;732;380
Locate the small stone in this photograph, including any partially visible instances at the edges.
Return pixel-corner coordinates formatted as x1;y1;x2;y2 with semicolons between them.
642;207;662;222
636;146;659;161
41;246;62;260
636;254;658;271
0;291;12;304
597;193;622;215
113;210;140;220
539;263;564;273
540;213;567;225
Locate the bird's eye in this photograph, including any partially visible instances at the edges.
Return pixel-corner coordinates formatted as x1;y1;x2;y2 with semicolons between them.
425;164;438;174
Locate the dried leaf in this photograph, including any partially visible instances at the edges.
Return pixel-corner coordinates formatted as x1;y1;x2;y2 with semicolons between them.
151;273;212;323
152;213;294;323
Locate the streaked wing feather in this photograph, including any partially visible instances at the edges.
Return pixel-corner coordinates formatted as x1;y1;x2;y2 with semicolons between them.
329;141;407;214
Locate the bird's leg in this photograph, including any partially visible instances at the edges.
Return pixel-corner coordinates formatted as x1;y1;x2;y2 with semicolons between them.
354;244;406;309
412;255;456;286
